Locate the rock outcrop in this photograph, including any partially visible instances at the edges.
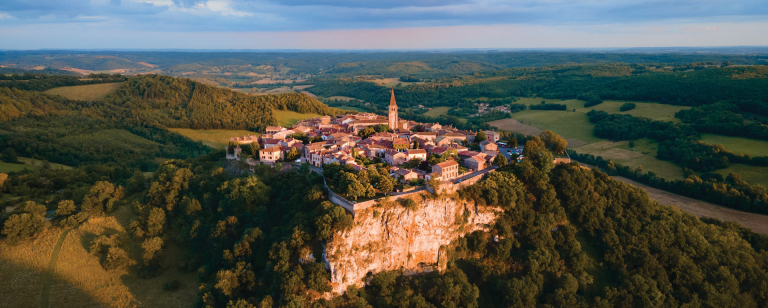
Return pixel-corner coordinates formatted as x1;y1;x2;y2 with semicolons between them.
323;194;501;294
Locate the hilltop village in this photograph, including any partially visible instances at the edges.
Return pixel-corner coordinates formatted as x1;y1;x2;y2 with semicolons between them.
229;90;508;188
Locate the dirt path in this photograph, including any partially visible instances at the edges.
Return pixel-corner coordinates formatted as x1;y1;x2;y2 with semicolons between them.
614;176;768;234
487;118;587;147
40;229;71;308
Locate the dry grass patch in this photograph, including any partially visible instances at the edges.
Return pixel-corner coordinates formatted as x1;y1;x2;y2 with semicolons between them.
44;82;123;101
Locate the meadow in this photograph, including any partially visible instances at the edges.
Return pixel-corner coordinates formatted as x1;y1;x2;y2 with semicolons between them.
700;134;768;157
0;157;72;173
168;128;255;149
43;82;124;101
572;139;686;181
0;202;198;308
274;109;322;127
423;106;451;117
712;163;768;188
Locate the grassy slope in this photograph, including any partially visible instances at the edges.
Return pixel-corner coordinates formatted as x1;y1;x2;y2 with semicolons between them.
43;82;124;101
0;203;198;308
700;134;768;157
274;110;321;127
169;128;256;149
423;106;451;117
0;157;72;173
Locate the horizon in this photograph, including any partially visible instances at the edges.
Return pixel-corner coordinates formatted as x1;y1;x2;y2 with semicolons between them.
1;1;767;49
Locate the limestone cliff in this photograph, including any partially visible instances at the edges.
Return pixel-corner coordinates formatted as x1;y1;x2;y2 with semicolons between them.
323;194;501;294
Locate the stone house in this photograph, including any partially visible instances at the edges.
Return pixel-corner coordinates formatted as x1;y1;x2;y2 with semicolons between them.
483;130;500;142
384;150;408;166
432;160;459;180
405;149;427;162
260;147;283;163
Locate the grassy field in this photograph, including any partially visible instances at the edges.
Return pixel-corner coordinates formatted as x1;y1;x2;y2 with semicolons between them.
168;128;256;149
370;78;424;88
424;106;451;117
0;204;199;308
700;134;768;157
0;157;72;173
274;110;321;127
712;164;768;188
336;106;366;112
44;82;124;101
505;110;601;144
573;139;686;181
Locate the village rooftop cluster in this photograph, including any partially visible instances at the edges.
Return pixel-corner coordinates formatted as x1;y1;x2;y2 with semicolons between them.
228;90;507;185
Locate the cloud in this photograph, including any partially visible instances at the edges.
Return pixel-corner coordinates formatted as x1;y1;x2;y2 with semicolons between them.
0;0;767;48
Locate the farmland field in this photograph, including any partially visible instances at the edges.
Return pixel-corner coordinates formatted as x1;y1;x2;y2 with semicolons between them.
44;82;124;101
423;106;451;117
327;96;358;101
274;110;322;127
700;134;768;157
712;163;768;188
168;128;255;149
573;139;686;181
495;110;601;144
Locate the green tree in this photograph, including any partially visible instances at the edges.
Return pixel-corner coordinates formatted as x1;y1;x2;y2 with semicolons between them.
358;126;376;138
540;130;568;154
0;148;19;163
1;202;49;245
493;154;508;167
285;147;301;161
377;177;394;194
509;137;518;148
127;170;146;194
141;236;163;265
56;200;76;216
475;131;487;143
146;207;166;237
82;181;125;213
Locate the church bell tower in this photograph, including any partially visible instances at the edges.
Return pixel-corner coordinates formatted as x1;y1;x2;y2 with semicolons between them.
388;89;399;130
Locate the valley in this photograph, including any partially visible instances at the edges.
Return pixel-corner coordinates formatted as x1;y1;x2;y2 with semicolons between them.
1;53;768;308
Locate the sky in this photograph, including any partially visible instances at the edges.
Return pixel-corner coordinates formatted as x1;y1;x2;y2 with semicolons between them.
0;0;767;49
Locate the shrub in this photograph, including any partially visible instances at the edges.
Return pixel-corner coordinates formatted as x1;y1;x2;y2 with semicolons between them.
620;102;637;111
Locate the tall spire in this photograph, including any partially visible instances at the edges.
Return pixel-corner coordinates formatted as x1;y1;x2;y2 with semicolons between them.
389;89;396;106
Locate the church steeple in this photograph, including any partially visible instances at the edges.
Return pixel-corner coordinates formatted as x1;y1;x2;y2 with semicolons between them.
388;89;399;129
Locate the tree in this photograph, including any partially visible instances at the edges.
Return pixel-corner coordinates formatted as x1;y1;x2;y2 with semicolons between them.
427;178;441;195
141;236;163;265
146;207;166;237
377;177;394;194
127;170;146;194
0;173;7;188
523;136;554;172
82;181;125;213
509;137;518;149
56;200;76;216
346;178;366;200
539;130;568;154
475;131;487;143
358;126;376;138
493;154;508;167
628;140;636;148
0;148;19;163
2;202;49;245
285;147;301;161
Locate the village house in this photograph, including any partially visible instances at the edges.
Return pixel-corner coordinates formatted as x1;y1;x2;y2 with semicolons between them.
260;147;284;163
458;151;487;171
432;160;459;180
266;126;286;134
405;149;427;161
391;168;418;182
483;130;500;142
479;140;498;156
384;149;408;166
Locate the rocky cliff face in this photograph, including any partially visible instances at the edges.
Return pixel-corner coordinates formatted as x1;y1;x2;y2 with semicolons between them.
323;194;501;294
